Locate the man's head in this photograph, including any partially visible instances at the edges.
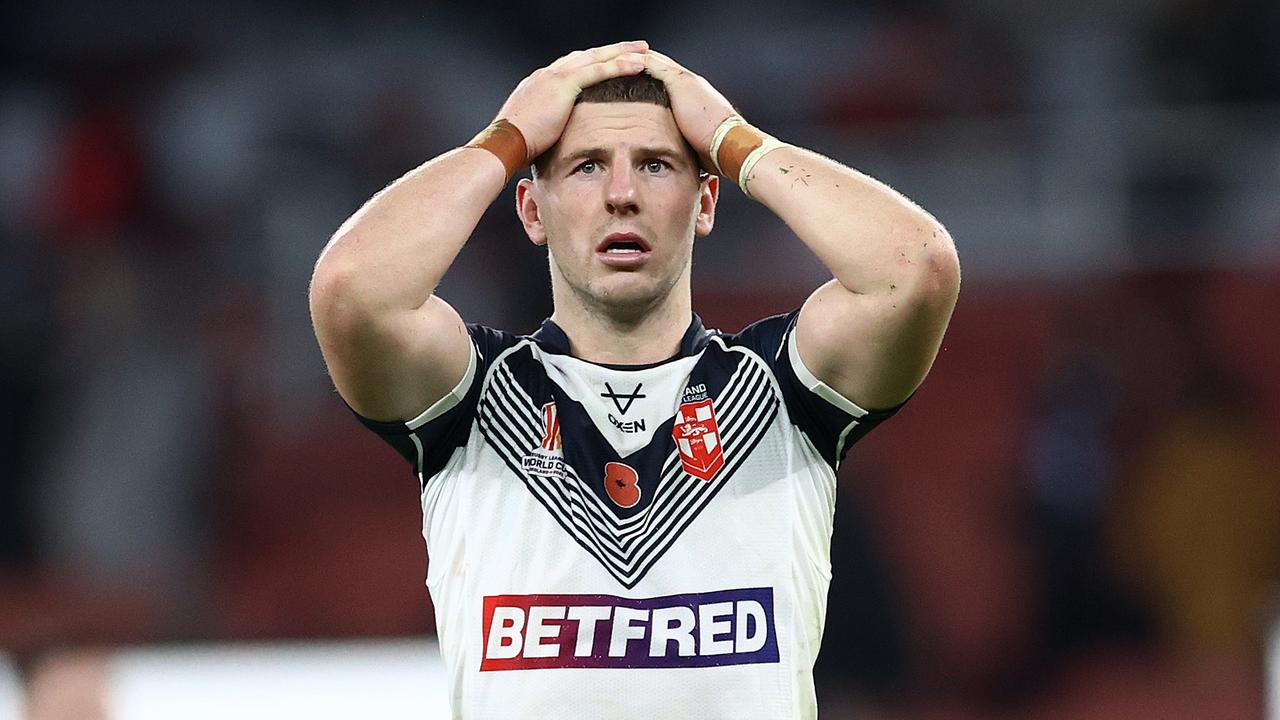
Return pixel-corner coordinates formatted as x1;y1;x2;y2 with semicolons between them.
529;74;689;178
516;73;718;320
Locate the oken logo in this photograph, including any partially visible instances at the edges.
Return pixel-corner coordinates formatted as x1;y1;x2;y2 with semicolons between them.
600;382;645;415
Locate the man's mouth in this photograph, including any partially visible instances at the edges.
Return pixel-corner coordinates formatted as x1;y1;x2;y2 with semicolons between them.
596;233;652;267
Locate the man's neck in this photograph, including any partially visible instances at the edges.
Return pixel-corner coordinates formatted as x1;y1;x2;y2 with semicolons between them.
549;288;692;365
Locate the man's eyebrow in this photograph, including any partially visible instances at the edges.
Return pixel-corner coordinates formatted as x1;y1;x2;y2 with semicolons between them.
558;146;608;164
634;146;689;163
557;145;689;165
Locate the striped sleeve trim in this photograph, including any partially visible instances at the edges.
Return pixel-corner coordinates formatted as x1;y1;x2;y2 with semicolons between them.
785;324;870;419
405;339;478;431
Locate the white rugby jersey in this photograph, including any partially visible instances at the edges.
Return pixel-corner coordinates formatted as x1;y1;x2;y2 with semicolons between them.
355;312;898;719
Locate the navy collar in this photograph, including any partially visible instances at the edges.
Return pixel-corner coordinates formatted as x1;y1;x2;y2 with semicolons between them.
530;314;710;369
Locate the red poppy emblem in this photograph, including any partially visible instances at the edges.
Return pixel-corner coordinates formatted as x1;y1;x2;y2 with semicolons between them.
604;462;641;508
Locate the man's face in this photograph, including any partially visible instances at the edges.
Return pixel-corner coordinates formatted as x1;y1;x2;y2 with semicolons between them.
517;102;717;315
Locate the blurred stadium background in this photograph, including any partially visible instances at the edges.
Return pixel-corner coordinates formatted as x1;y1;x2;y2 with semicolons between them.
2;0;1279;718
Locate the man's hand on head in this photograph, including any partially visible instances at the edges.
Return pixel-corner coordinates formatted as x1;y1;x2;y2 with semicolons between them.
641;51;738;174
496;41;651;163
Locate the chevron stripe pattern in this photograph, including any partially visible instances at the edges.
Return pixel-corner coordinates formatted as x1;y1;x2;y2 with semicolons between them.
478;351;779;588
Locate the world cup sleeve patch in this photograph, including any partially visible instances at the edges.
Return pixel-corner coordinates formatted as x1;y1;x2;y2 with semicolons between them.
672;399;725;481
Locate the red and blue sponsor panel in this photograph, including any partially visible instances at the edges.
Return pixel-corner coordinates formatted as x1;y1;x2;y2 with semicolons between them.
480;587;779;671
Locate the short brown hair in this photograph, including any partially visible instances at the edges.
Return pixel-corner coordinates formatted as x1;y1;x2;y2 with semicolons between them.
530;72;677;178
577;71;671;107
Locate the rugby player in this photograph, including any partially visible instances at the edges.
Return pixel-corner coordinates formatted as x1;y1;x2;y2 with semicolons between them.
309;40;959;719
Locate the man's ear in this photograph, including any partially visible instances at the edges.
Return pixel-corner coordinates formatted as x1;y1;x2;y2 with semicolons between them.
515;178;547;246
694;173;719;238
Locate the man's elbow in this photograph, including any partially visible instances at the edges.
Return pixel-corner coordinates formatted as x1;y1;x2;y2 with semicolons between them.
309;254;378;343
908;227;960;314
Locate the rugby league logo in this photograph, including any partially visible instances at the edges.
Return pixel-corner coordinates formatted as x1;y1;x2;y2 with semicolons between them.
480;587;779;671
672;399;724;481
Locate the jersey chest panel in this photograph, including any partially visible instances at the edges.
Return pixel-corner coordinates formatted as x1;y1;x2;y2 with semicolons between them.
471;340;781;589
417;332;841;720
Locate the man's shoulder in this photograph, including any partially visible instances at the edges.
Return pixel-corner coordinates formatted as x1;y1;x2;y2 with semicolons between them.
707;311;798;359
465;323;532;364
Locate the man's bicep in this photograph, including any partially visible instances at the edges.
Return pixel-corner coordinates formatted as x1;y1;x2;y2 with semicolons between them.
795;279;952;411
316;295;474;423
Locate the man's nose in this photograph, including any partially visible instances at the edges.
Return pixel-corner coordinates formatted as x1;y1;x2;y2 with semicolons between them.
605;166;639;215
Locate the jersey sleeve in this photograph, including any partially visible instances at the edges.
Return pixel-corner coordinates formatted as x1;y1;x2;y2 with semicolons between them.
728;311;903;469
348;324;516;486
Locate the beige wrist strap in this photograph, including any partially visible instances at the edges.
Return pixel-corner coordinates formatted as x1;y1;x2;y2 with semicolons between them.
738;137;787;199
466;119;528;184
708;115;787;199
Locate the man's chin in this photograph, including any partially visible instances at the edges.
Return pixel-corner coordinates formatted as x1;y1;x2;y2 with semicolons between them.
584;276;670;315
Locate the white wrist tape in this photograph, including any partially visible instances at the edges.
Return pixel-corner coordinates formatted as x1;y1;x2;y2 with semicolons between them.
738;137;787;199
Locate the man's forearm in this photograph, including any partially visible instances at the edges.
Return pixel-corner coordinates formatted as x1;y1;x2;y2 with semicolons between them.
744;145;957;303
311;146;507;315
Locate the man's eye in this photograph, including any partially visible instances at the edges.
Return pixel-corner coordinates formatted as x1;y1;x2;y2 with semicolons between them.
644;160;667;173
576;160;598;174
